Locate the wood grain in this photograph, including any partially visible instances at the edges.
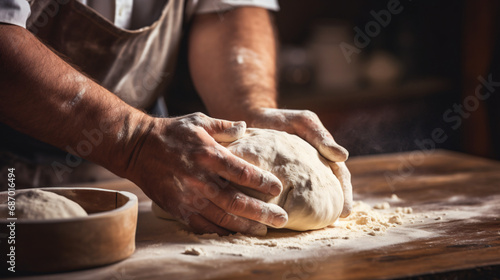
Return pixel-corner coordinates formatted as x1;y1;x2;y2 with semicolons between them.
6;150;500;280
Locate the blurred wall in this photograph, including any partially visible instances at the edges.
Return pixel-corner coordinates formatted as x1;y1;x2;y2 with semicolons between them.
167;0;500;159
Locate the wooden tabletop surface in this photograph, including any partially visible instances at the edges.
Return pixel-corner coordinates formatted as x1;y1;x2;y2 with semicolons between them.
11;150;500;280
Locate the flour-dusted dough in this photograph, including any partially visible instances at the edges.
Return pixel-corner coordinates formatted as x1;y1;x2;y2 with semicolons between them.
223;128;343;231
0;189;88;220
152;128;344;231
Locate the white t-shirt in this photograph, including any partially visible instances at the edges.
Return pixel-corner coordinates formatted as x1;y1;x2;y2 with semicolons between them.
0;0;279;29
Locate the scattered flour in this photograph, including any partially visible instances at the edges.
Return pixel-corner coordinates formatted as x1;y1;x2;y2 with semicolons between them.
396;207;413;214
145;196;491;263
183;247;205;256
373;202;390;209
68;196;498;280
390;194;401;201
171;200;421;257
334;201;409;236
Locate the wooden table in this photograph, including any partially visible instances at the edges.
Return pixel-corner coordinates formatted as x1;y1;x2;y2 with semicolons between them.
10;150;500;280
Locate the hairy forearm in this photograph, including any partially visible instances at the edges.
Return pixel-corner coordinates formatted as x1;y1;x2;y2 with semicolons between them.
188;7;278;122
0;24;152;176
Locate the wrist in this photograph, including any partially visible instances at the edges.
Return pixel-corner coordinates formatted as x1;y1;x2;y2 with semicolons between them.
239;91;278;126
102;110;157;178
244;105;278;128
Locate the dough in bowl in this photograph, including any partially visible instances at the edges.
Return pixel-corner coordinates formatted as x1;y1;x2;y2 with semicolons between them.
0;189;88;220
153;128;344;231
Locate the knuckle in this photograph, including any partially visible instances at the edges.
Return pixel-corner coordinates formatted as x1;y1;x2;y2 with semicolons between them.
212;119;226;132
192;112;206;119
228;193;247;213
291;110;318;130
188;112;208;125
302;110;318;121
214;211;234;227
236;164;252;184
203;182;220;198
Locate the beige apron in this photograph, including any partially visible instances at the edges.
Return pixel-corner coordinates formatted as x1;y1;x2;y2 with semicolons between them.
0;0;186;189
27;0;185;108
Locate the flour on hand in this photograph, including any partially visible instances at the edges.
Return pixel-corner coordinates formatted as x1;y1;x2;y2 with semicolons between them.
222;128;344;231
153;128;344;232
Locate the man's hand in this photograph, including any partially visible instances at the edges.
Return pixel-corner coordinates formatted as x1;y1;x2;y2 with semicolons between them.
0;24;287;235
127;113;288;235
248;108;353;218
188;8;353;218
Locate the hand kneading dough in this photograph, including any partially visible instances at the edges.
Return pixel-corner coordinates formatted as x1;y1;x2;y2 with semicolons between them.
153;128;344;231
224;128;343;231
0;189;88;220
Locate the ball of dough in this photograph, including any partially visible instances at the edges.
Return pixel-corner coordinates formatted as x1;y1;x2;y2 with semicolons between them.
223;128;344;231
0;189;88;220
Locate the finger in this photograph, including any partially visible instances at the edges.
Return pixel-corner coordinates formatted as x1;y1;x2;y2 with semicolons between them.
203;117;247;143
187;212;231;236
190;179;288;228
199;199;268;236
330;161;353;218
292;111;349;162
314;128;349;162
200;142;284;196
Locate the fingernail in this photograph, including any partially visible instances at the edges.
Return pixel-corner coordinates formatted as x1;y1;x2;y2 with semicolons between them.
262;172;282;196
269;183;281;196
340;200;353;218
338;145;349;160
264;204;288;228
229;121;246;132
271;212;288;228
340;208;352;218
323;142;349;162
247;223;268;236
228;121;246;135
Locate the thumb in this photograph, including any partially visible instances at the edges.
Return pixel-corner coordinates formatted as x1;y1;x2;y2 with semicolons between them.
317;139;349;163
205;119;247;143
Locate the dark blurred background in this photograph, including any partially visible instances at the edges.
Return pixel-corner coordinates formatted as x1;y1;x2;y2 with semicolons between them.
168;0;500;160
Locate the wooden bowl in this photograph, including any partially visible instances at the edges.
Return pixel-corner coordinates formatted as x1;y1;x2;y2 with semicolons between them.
0;187;138;274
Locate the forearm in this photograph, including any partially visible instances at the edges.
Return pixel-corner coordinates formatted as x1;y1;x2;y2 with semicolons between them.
188;7;278;122
0;24;152;176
